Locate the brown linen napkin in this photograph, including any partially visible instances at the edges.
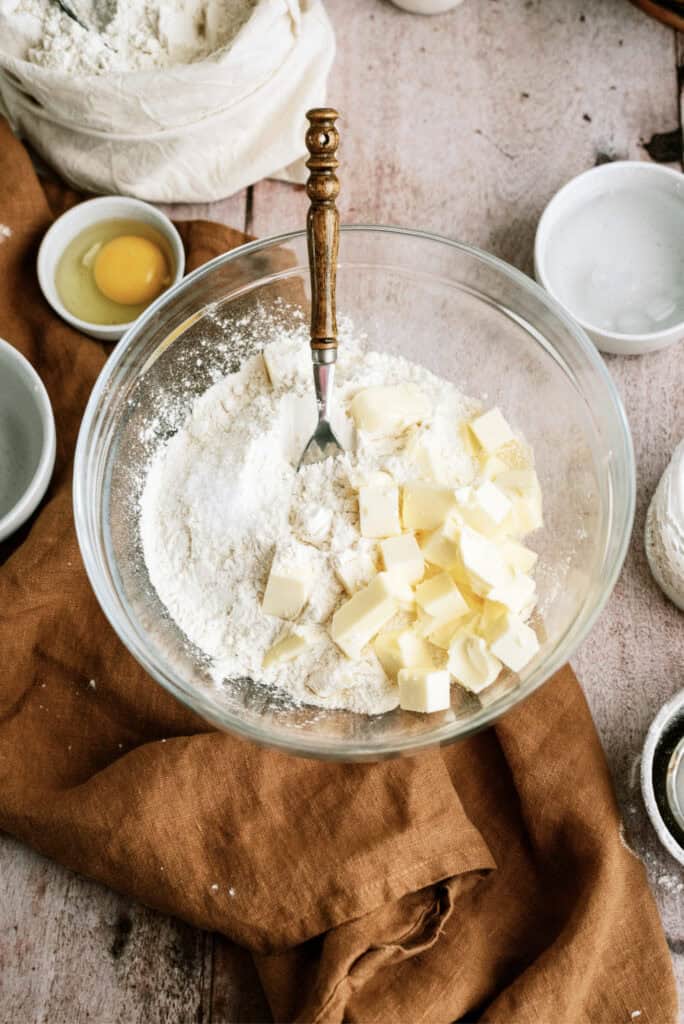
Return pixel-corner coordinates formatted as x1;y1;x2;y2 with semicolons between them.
0;118;677;1023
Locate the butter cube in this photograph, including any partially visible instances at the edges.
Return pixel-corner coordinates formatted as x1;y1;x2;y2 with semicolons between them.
385;572;416;610
477;601;508;641
402;482;455;531
469;408;515;453
419;526;461;571
459;526;511;595
448;631;502;693
380;533;424;584
501;539;538;574
333;548;377;595
359;484;401;538
355;469;394;489
488;614;540;672
481;454;509;480
426;615;473;651
413;606;439;638
262;342;308;389
373;632;404;678
374;629;434;678
496;469;543;535
462;586;485;613
495;469;540;494
263;630;312;669
510;496;543;536
415;572;469;623
331;573;398;659
350;384;431;437
456;481;512;536
487;572;536;615
406;431;445;481
398;668;451;713
262;552;311;620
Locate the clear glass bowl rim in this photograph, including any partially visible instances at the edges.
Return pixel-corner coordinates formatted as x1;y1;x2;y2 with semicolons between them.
73;224;636;760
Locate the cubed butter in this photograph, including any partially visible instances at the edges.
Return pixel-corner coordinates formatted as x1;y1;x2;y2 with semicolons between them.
448;630;502;693
455;480;512;536
462;585;485;613
354;469;394;489
385;571;416;609
496;469;543;535
488;614;540;672
398;668;451;713
419;525;461;571
373;632;404;678
510;493;543;536
262;557;311;620
426;615;472;651
331;572;398;659
402;482;455;531
459;526;511;595
415;572;469;623
263;630;312;669
477;600;508;641
380;533;424;584
481;454;509;480
487;572;536;614
359;484;401;538
501;539;538;574
333;548;377;595
262;343;307;389
406;431;445;481
495;468;540;495
469;408;515;454
350;384;431;437
374;629;434;678
413;606;439;638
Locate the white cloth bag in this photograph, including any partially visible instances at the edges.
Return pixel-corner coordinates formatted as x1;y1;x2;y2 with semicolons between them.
0;0;335;201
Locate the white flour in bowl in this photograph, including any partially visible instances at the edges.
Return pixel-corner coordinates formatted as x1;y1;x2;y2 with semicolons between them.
5;0;257;74
139;329;482;715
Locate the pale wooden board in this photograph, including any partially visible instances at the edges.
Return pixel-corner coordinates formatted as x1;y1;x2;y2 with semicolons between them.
2;0;683;1021
158;191;250;233
0;835;211;1024
251;0;679;261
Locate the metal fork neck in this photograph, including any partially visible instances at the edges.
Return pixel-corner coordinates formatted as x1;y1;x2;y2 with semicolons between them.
312;362;336;423
312;347;337;365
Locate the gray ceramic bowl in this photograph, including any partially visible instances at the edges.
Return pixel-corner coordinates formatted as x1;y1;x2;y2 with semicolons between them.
0;338;56;541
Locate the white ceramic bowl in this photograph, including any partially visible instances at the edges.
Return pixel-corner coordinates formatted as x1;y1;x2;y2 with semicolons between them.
0;337;56;541
535;162;684;356
641;688;684;866
37;196;185;342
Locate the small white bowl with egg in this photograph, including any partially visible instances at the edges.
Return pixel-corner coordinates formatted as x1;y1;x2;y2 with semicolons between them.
535;162;684;356
0;337;56;542
37;196;185;342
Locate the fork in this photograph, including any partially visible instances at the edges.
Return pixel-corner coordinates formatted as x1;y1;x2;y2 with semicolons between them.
298;107;344;469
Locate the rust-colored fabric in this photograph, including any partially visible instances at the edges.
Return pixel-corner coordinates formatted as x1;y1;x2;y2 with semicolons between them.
0;119;677;1023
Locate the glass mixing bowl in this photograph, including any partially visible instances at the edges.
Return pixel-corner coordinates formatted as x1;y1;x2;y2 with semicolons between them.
74;226;634;760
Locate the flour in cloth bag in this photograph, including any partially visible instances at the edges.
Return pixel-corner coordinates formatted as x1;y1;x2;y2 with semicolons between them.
5;0;258;74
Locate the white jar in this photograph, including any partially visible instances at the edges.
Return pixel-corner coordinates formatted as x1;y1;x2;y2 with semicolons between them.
391;0;464;13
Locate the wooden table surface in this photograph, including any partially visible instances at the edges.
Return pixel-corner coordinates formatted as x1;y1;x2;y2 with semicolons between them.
2;1;684;1021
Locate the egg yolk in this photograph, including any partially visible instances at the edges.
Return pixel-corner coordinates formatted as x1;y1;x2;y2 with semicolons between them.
93;235;168;306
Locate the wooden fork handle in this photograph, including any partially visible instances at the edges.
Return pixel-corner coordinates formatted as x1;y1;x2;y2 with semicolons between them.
305;108;340;362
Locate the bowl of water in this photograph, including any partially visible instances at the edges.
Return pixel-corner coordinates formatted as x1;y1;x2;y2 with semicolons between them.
535;161;684;356
0;337;55;541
